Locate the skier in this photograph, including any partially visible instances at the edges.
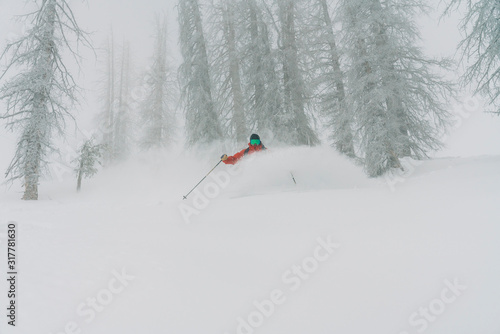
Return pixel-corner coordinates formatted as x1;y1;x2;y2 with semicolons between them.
221;134;267;165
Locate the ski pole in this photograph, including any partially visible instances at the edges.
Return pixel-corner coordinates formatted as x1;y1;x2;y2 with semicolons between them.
183;159;223;200
290;171;296;185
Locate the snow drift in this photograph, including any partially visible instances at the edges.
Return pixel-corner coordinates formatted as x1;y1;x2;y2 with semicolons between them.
0;146;499;334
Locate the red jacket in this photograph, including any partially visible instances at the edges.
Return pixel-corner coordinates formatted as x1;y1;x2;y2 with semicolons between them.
223;143;267;165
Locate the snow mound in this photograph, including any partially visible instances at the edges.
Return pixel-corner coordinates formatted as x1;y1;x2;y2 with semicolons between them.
219;146;374;198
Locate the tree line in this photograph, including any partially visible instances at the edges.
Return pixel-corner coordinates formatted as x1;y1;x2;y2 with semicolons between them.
0;0;498;199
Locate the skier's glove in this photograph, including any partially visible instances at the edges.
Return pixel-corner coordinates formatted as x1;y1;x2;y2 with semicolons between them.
221;154;228;161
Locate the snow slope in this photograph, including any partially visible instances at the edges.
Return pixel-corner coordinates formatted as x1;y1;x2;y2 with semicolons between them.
0;146;499;334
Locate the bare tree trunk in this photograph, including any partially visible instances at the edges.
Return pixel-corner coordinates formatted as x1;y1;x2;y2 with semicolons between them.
22;140;41;200
76;162;83;192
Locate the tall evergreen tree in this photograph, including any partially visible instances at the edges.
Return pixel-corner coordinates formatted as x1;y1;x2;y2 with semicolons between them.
178;0;223;146
139;14;177;149
113;41;133;161
97;38;134;164
309;0;354;157
210;0;248;143
338;0;454;177
240;0;283;139
277;0;319;146
99;33;117;165
0;0;90;200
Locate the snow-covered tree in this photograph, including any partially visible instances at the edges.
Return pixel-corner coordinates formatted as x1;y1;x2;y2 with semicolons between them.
178;0;223;146
113;42;134;160
74;138;102;192
338;0;454;177
445;0;500;114
99;33;117;165
209;0;248;143
139;14;177;150
276;0;319;146
97;38;134;163
0;0;90;200
309;0;354;157
240;0;283;139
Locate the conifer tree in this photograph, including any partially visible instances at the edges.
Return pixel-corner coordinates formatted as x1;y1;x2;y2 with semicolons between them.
139;14;177;149
338;0;454;176
178;0;223;146
0;0;91;199
276;0;319;145
74;138;102;192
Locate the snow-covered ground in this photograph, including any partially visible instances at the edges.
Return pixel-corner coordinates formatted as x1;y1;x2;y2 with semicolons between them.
0;143;499;334
1;0;499;332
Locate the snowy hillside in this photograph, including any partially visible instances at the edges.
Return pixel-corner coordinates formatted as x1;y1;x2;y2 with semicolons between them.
1;147;499;334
